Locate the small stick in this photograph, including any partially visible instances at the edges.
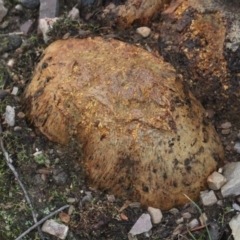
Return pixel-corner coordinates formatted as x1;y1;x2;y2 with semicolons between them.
0;122;44;239
15;204;70;240
182;224;210;235
1;32;25;36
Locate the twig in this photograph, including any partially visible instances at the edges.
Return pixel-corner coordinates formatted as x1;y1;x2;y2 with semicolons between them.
15;204;70;240
0;122;45;239
1;32;25;36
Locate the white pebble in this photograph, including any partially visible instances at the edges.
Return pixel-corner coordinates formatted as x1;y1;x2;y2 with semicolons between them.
5;105;15;126
136;27;151;38
234;142;240;154
42;219;69;239
147;207;163;224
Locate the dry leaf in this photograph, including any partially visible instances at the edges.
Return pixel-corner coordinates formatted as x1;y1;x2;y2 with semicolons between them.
59;212;70;223
120;213;128;221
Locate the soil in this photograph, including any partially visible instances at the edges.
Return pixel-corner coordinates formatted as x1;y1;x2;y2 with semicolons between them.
0;0;239;239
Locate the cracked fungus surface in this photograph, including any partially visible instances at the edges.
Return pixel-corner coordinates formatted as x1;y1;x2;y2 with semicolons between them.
23;37;224;210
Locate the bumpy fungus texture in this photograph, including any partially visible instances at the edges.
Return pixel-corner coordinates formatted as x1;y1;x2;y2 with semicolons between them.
23;37;224;210
103;0;169;27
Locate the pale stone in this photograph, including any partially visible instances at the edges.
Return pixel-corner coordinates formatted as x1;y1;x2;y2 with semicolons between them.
200;190;217;206
176;217;184;224
147;207;163;224
11;87;19;95
169;208;179;215
207;171;227;190
182;212;191;219
68;7;79;21
221;162;240;198
38;18;59;43
5;106;15;126
220;122;231;129
233;142;240;154
0;0;7;22
129;213;152;236
136;27;151;38
188;218;199;229
41;219;69;239
232;203;240;212
39;0;59;19
229;214;240;240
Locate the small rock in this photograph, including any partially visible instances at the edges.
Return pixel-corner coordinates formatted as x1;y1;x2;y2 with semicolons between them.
0;34;22;53
81;192;93;207
7;59;15;68
15;4;23;11
129;213;152;236
188;218;199;229
14;126;22;131
32;174;45;186
221;162;240;198
128;233;138;240
182;212;191;219
53;170;68;185
38;17;59;43
0;20;8;29
169;208;179;215
41;173;47;181
229;214;240;240
205;109;215;118
67;198;76;203
19;0;40;9
220;122;232;129
68;7;80;21
147;207;163;224
217;200;223;206
0;90;8;99
221;129;230;135
234;142;240;154
42;219;69;239
233;203;240;212
20;20;34;34
0;0;7;22
176;217;184;224
200;190;218;206
136;27;151;38
68;205;75;215
11;87;19;95
209;222;220;240
106;194;115;202
17;112;25;118
5;105;15;126
39;0;59;18
207;171;227;190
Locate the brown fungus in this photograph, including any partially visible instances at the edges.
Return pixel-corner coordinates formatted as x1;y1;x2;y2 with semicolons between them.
23;37;224;210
